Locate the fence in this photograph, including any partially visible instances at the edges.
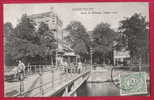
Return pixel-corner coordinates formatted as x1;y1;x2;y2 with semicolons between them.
24;65;55;76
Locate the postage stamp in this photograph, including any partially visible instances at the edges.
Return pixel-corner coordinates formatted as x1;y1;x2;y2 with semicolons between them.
120;72;148;96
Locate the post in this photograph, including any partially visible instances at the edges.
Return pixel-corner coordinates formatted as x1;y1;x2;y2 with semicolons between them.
51;69;54;88
56;51;57;68
90;34;93;71
63;86;68;96
139;57;142;72
40;65;42;72
59;68;62;84
113;57;115;66
19;80;24;96
90;47;93;71
39;73;44;96
27;64;30;75
34;65;36;73
29;65;32;74
72;92;77;96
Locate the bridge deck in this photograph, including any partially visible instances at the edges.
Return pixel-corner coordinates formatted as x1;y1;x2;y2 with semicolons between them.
5;70;85;97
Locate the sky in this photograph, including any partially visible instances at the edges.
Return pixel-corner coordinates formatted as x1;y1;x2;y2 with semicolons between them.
4;2;149;31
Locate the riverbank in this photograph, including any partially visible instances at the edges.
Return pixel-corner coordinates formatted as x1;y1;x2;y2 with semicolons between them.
87;66;150;83
78;66;150;96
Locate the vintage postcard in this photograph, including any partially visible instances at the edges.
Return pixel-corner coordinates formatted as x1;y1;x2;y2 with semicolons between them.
3;2;150;97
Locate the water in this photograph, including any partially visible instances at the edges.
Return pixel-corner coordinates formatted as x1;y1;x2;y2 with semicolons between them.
77;81;150;96
77;82;120;96
77;66;150;96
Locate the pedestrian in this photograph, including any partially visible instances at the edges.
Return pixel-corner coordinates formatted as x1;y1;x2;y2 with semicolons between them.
63;61;68;73
78;61;82;73
17;60;26;81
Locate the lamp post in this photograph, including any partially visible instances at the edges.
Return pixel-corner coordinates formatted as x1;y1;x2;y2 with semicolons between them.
55;48;58;69
55;29;58;69
139;57;142;72
90;47;93;71
90;34;93;71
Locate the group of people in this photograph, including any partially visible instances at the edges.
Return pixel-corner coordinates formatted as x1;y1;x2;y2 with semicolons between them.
62;61;83;73
14;59;83;81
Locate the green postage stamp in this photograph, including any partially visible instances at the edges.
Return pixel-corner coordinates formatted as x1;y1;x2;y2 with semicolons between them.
120;72;148;96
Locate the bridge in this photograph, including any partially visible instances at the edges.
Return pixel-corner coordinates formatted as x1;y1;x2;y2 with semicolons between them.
4;65;91;97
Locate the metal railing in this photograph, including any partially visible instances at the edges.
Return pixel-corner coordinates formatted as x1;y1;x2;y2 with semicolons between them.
4;65;55;97
5;64;91;97
25;65;55;75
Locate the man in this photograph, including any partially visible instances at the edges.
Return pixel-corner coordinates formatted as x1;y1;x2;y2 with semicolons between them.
78;61;82;73
63;61;68;73
17;60;26;81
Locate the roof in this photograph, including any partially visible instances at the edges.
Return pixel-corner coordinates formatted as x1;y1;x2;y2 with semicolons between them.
29;11;63;27
64;52;75;56
29;11;52;19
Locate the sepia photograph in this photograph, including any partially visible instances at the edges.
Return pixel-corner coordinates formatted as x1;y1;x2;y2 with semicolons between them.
3;2;150;97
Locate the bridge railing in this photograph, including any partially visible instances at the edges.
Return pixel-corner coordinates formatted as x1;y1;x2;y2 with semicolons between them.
6;64;91;97
4;65;56;97
61;70;90;96
24;65;56;76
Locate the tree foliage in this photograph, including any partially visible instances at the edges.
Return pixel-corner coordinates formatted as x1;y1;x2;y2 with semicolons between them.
119;13;149;63
4;22;15;65
64;21;90;61
92;23;117;64
4;22;14;53
36;22;57;55
4;14;56;65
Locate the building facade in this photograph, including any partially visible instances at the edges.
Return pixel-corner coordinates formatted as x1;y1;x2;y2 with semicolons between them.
29;9;63;40
29;9;64;65
29;9;79;65
113;49;130;66
113;33;130;66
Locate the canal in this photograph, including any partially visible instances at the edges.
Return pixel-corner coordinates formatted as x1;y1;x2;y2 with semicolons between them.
77;82;120;96
77;80;150;96
76;66;150;96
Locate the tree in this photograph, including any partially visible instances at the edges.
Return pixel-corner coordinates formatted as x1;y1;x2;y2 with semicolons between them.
4;22;14;54
5;14;57;65
119;13;149;64
92;23;117;64
10;14;37;63
36;22;57;64
37;22;56;49
14;14;36;41
4;22;15;65
64;21;90;62
4;22;14;37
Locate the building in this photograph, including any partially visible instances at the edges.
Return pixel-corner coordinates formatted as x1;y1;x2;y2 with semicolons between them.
113;48;130;66
29;8;65;65
28;8;79;65
29;8;63;40
113;33;130;66
56;38;80;65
